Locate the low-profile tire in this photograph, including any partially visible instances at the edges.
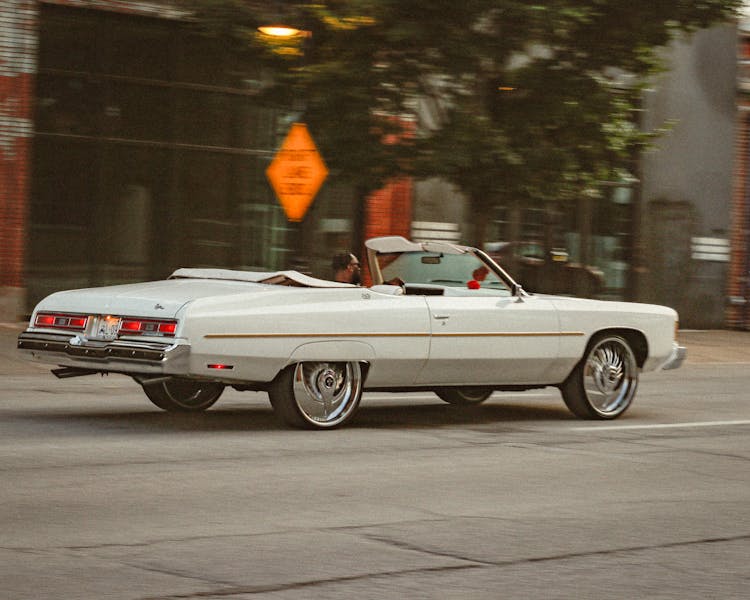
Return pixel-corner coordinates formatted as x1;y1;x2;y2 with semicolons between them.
142;378;224;412
268;362;363;429
560;335;638;419
435;387;493;406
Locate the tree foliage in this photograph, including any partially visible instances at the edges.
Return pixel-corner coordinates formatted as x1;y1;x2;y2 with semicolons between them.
188;0;740;243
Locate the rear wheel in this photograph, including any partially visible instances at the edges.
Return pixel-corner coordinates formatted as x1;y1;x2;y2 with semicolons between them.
142;378;224;412
435;387;493;406
269;362;363;429
560;335;638;419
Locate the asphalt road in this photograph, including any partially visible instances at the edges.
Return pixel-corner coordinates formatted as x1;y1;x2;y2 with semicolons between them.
1;325;749;599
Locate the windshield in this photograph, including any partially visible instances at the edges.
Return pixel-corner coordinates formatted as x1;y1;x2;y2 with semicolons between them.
377;251;512;296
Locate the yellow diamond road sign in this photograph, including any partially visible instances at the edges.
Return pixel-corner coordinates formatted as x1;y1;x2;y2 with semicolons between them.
266;123;329;222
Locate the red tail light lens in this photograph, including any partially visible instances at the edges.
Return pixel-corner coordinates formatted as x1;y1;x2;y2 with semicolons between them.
35;314;56;327
34;312;88;331
119;318;177;337
34;312;176;338
120;320;142;332
158;322;176;335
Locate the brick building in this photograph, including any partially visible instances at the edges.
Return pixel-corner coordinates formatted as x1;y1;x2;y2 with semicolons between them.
728;15;750;329
0;0;411;321
0;1;36;321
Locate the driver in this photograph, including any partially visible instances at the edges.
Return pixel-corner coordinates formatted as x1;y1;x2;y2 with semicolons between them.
332;253;361;285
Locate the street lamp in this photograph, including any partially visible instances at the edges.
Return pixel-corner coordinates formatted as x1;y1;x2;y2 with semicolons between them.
257;25;309;38
257;14;315;273
256;0;311;39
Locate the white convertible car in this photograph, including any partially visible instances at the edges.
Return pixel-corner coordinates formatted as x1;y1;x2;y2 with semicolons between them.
18;236;685;429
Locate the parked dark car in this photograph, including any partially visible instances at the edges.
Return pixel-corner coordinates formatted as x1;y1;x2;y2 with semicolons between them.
485;241;605;296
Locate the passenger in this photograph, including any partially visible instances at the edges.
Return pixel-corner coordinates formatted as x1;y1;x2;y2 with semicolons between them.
472;266;489;282
332;253;361;285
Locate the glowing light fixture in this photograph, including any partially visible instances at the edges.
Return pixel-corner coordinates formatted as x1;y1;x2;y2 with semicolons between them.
258;25;304;37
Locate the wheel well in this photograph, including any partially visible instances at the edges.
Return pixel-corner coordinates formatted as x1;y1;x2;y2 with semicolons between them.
359;361;371;384
589;328;648;368
278;360;371;385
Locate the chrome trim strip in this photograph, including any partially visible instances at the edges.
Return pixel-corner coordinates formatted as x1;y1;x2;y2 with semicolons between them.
435;332;584;338
204;331;585;339
207;333;429;338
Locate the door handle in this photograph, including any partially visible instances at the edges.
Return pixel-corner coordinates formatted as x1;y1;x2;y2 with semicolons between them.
433;314;450;320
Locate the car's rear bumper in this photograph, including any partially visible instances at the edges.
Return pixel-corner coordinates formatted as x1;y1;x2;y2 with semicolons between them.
17;331;190;375
660;342;687;370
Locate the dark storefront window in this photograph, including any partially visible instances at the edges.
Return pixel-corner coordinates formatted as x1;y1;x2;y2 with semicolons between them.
107;19;172;80
178;91;233;147
35;74;103;136
491;181;635;299
28;5;292;307
106;83;174;141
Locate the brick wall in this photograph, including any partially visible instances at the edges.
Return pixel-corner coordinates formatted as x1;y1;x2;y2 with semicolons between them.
361;179;413;285
365;179;413;241
727;105;750;329
0;0;38;320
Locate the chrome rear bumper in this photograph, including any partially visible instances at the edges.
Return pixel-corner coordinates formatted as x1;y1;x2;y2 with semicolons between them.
17;331;190;374
661;343;687;370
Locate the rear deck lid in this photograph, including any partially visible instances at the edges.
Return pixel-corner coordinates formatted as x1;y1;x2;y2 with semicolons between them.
34;278;266;319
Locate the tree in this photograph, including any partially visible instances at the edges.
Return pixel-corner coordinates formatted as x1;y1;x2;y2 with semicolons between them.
187;0;741;251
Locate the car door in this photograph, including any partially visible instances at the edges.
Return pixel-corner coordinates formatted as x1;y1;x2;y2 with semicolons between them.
416;294;564;386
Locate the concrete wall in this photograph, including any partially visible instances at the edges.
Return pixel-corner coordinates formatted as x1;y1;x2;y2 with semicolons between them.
640;24;737;327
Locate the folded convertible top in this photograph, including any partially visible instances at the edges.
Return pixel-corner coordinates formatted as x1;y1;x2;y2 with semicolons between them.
169;268;355;289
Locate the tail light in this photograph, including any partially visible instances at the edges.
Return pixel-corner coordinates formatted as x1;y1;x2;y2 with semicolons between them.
34;312;88;331
34;312;177;338
119;318;177;337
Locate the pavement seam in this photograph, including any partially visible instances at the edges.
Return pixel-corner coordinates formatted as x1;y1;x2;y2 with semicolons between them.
135;564;483;599
357;530;750;569
130;532;750;599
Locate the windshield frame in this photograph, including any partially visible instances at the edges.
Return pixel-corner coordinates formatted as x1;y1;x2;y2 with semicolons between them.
365;236;523;296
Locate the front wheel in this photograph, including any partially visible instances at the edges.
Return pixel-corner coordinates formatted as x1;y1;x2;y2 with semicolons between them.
560;335;638;419
268;362;363;429
435;387;493;406
142;378;224;412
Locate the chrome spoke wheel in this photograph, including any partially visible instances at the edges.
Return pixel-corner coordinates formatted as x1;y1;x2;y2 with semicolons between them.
292;362;362;426
435;387;493;406
561;335;638;420
142;378;224;412
582;338;637;417
269;361;364;429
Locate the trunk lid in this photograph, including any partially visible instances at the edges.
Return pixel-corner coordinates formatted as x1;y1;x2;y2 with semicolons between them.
35;279;267;319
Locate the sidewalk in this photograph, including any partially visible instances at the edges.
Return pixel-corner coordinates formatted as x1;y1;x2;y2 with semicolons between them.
676;329;750;364
2;322;748;377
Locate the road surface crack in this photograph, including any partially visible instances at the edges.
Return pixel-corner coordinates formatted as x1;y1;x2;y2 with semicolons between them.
131;531;750;599
137;564;481;599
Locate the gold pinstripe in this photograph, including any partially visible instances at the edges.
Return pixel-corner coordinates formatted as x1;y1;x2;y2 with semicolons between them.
204;331;584;339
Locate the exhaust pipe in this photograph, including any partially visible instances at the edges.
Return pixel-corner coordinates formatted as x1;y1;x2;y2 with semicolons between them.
51;367;100;379
132;375;174;386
